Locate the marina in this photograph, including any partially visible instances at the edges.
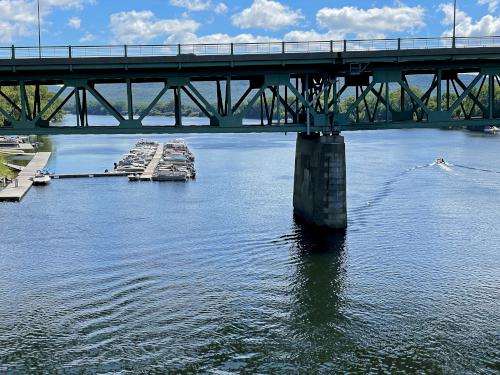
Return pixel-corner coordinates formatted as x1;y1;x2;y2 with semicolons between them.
0;138;196;202
0;152;51;201
153;139;195;181
115;139;196;182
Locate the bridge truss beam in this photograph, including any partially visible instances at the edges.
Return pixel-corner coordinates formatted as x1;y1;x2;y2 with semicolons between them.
0;64;499;135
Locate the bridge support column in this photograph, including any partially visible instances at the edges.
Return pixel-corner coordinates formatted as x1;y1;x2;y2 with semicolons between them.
293;133;347;229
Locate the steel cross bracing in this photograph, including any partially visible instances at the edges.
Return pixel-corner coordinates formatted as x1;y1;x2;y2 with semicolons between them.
0;38;500;135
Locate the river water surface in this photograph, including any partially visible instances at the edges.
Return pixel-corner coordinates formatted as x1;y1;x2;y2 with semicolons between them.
0;120;499;373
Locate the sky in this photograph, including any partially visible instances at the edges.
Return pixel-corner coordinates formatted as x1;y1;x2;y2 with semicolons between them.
0;0;499;46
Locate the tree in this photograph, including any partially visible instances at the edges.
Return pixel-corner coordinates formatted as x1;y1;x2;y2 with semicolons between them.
0;85;64;125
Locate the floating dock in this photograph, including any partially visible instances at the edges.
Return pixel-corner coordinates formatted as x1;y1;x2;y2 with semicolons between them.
0;152;51;202
50;172;128;179
3;163;24;171
18;143;34;151
140;143;164;181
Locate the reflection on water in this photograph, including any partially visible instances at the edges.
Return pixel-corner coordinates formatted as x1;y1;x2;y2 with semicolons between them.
0;128;499;372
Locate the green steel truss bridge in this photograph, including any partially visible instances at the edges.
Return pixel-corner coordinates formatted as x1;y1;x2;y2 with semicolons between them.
1;36;500;135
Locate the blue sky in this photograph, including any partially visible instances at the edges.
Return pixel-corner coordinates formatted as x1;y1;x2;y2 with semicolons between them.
0;0;499;46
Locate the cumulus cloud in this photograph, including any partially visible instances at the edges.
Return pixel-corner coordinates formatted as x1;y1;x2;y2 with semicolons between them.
283;29;344;42
0;0;95;43
169;0;211;12
478;0;499;13
173;32;278;44
231;0;303;31
45;0;95;9
0;0;37;43
79;32;95;43
67;17;81;29
316;4;426;38
109;10;200;44
439;3;500;37
214;2;228;14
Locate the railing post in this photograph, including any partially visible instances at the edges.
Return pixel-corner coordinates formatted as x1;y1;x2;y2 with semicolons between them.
330;40;333;53
230;42;234;55
282;41;285;54
343;39;347;52
397;38;401;50
177;44;181;55
124;45;128;58
69;45;72;59
11;45;15;60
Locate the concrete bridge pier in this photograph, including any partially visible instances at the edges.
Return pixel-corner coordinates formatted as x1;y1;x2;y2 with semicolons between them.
293;133;347;229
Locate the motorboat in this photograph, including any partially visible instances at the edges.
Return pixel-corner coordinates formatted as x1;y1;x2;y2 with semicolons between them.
435;158;446;165
128;173;141;181
484;126;498;134
32;170;51;185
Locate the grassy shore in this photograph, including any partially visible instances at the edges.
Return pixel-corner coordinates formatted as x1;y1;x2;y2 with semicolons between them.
0;153;16;179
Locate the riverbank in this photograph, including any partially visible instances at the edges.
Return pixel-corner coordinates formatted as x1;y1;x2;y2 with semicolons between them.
0;154;16;179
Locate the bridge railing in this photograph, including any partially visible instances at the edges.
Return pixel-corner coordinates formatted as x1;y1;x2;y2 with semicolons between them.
1;36;500;60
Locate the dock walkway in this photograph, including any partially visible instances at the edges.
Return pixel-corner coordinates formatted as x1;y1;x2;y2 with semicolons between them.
50;172;127;179
4;163;24;171
0;152;51;201
140;143;164;181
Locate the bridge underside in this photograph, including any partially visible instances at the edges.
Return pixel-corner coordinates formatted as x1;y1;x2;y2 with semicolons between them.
1;48;500;135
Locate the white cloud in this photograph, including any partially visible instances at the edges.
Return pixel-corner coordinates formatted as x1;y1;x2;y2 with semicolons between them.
67;17;81;29
439;3;467;26
169;0;211;12
478;0;499;13
0;0;95;43
173;32;278;44
439;3;500;37
214;2;228;14
0;0;39;43
109;10;200;44
316;4;426;38
79;32;95;43
284;30;343;42
231;0;303;31
45;0;95;10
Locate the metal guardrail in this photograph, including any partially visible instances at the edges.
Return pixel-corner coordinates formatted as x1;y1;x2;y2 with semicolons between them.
1;36;500;60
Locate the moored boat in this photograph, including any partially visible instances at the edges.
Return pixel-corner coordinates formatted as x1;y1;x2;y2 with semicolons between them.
32;170;51;185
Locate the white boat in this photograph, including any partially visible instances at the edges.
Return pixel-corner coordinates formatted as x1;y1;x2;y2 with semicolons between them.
128;173;141;181
484;126;498;134
32;171;51;185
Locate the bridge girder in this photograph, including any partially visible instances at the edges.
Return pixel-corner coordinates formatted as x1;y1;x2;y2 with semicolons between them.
0;49;500;135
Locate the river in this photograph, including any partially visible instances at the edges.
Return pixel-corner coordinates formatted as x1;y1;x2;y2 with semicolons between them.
0;117;499;373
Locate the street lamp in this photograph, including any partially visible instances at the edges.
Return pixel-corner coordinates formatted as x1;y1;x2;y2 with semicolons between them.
37;0;41;57
452;0;457;48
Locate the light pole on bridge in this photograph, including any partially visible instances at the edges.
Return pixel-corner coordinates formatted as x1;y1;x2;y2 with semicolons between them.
452;0;457;48
37;0;41;58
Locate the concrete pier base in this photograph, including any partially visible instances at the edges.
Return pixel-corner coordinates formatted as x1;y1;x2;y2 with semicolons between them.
293;133;347;229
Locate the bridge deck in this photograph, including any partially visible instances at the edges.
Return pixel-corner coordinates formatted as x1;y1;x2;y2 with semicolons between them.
0;152;51;201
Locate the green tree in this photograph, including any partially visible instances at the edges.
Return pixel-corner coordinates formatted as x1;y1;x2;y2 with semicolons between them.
0;85;64;124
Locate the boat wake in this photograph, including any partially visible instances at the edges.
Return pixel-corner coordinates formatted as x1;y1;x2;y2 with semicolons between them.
451;164;500;174
350;163;432;217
